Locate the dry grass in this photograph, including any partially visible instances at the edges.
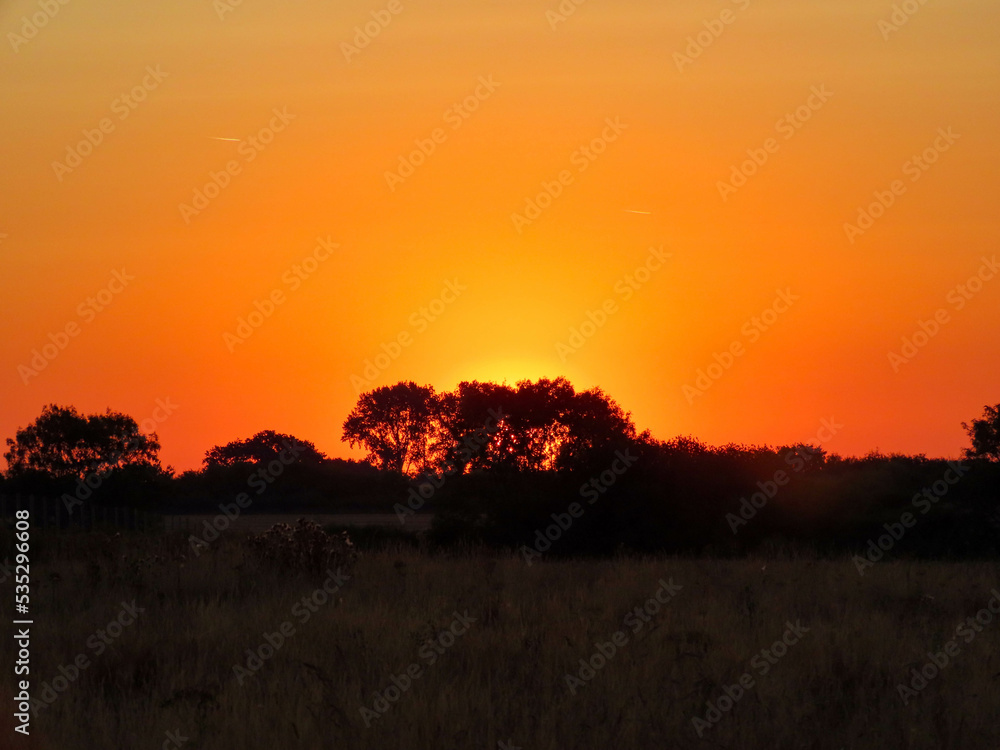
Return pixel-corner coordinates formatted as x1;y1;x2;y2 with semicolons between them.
4;528;1000;749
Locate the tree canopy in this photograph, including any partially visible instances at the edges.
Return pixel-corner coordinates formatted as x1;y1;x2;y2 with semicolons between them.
3;404;162;481
342;382;439;474
203;430;327;467
963;404;1000;461
3;391;1000;560
342;377;637;475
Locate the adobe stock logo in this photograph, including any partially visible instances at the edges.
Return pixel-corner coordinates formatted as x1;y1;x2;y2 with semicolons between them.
563;578;682;695
341;0;404;63
725;417;842;535
896;589;1000;705
555;246;671;362
716;85;833;201
887;256;998;372
223;237;338;352
843;127;960;244
61;397;179;515
18;269;135;385
510;117;627;234
8;0;71;52
682;288;798;404
384;75;500;192
691;620;809;736
545;0;589;30
673;0;751;72
178;107;296;223
878;0;931;40
359;610;477;727
350;280;466;394
51;66;169;182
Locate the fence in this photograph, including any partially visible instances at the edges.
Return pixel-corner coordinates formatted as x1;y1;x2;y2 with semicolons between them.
0;494;189;532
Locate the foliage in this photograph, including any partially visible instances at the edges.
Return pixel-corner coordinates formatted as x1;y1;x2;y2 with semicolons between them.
342;382;439;474
17;530;1000;750
246;519;358;577
203;430;327;467
344;377;637;476
3;404;163;481
963;403;1000;461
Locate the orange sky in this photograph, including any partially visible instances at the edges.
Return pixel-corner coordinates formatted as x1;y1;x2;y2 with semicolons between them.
2;0;998;472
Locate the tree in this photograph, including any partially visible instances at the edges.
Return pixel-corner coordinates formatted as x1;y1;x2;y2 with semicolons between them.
341;378;638;477
963;404;1000;461
4;404;162;481
433;377;636;473
434;380;517;473
553;383;637;471
342;383;438;474
204;430;327;467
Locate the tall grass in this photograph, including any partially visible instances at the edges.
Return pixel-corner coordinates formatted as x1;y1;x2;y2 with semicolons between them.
3;527;1000;749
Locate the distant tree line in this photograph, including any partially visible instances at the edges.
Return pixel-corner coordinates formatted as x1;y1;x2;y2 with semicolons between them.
2;386;999;558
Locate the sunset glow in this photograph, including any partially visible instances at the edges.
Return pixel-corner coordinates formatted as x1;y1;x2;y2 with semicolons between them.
2;0;998;471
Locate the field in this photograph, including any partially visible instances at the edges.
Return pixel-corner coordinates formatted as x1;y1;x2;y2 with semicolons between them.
167;513;435;534
4;525;1000;750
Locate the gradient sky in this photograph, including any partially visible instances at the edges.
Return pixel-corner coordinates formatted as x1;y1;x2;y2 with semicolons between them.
2;0;998;472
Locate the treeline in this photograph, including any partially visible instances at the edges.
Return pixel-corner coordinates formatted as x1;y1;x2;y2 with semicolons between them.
2;386;999;559
427;440;1000;560
1;414;406;512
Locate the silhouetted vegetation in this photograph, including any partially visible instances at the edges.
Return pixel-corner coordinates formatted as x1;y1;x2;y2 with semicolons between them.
203;430;328;467
10;527;1000;749
3;388;999;560
963;403;1000;461
4;404;164;481
2;404;170;509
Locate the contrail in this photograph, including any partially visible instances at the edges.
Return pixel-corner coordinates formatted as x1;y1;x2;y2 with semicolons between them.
624;209;651;214
209;137;241;142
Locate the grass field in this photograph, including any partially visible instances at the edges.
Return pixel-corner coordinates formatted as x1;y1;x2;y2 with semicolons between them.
4;526;1000;750
167;512;434;534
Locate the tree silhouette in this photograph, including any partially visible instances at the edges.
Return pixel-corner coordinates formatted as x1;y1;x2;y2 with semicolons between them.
3;404;162;480
343;377;638;476
204;430;327;467
435;380;517;472
434;377;637;473
342;382;438;474
963;404;1000;461
552;382;638;471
